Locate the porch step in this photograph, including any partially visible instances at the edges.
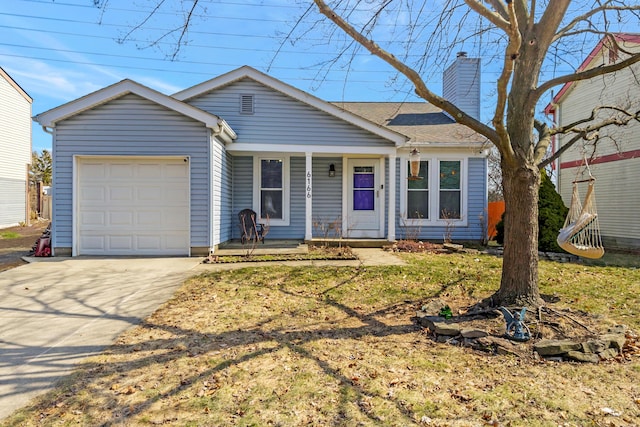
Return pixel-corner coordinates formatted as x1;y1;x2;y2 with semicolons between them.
306;238;391;248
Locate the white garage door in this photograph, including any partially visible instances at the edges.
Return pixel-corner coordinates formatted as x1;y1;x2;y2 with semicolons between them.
77;158;190;256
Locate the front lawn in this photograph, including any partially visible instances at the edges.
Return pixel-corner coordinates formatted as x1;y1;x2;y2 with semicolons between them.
6;252;640;426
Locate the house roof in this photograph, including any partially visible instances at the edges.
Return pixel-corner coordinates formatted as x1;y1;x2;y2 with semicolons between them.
34;79;237;142
173;65;409;146
545;33;640;114
0;67;32;103
333;102;485;146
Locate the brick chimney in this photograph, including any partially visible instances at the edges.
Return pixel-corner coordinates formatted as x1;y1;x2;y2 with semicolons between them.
443;52;481;121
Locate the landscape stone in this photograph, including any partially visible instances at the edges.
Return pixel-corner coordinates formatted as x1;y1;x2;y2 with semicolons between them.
581;339;607;354
443;243;464;252
601;334;626;351
416;316;439;330
533;339;582;356
420;299;449;316
607;325;627;334
434;323;462;336
598;348;619;360
461;328;488;339
566;351;599;363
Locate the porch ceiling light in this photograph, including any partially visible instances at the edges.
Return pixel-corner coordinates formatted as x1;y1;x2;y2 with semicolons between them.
409;148;422;180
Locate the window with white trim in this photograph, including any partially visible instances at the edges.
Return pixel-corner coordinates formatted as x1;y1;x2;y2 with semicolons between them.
402;157;466;225
254;157;289;226
407;160;429;219
439;160;461;219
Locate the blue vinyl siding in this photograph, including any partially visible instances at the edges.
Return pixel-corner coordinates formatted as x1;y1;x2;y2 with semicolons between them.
231;155;307;240
52;94;211;251
187;79;392;148
231;156;253;240
312;158;343;238
394;156;487;241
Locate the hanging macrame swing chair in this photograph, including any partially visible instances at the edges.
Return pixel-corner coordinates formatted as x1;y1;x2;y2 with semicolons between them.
556;163;605;259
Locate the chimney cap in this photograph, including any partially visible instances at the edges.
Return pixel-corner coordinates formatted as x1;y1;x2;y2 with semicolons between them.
457;51;468;58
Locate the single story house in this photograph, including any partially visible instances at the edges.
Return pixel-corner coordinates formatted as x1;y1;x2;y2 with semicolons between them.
0;67;32;228
34;56;488;256
545;33;640;250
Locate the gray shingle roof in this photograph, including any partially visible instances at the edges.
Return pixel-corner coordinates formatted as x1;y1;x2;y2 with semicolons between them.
332;102;485;145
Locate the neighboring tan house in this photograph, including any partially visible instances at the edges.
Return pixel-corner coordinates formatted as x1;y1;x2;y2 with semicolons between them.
0;67;32;229
545;33;640;250
34;56;489;257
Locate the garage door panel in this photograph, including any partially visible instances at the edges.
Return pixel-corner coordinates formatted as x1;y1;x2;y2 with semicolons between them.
79;235;106;251
110;163;135;179
78;158;190;256
80;186;107;202
109;211;134;226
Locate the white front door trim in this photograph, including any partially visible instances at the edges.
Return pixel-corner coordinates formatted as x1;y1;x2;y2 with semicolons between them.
342;157;385;239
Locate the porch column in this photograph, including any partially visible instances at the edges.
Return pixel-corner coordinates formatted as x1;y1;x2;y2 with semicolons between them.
305;152;313;241
387;154;396;241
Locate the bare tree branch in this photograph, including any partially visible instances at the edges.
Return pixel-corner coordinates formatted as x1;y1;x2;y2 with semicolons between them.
539;106;640;168
554;2;640;42
535;51;640;101
312;0;499;144
463;0;510;31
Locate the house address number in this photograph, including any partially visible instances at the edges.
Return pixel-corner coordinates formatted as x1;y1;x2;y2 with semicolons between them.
306;171;312;198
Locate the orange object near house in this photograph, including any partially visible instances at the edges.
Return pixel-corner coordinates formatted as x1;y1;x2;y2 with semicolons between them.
487;201;505;240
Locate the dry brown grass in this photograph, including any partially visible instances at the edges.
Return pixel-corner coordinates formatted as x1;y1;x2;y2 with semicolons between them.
5;252;640;426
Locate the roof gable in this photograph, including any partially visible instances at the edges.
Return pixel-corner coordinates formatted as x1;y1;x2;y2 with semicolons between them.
173;65;408;145
0;67;32;103
34;79;236;141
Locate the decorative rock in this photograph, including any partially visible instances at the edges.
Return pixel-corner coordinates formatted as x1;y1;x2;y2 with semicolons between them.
607;325;627;334
601;334;627;351
416;315;439;330
420;299;449;316
443;243;464;252
598;348;619;360
533;339;582;356
436;335;452;343
566;351;599;363
582;339;608;354
434;323;462;336
461;328;488;339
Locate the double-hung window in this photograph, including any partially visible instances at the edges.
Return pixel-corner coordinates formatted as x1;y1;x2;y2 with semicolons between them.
402;157;465;224
407;160;429;219
439;160;461;219
254;157;289;226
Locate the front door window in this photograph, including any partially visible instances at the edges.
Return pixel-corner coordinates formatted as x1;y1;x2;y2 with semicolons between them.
353;166;375;210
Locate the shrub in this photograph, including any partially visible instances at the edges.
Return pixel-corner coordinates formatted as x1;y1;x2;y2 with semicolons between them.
496;171;568;252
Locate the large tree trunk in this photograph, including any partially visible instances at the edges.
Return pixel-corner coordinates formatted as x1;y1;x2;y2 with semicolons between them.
493;160;544;308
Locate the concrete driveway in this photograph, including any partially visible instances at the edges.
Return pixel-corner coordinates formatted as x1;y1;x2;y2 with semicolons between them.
0;257;202;420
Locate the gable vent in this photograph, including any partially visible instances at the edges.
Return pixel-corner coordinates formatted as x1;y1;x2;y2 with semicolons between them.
240;94;254;114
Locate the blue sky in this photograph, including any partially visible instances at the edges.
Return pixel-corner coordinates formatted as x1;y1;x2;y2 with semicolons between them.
2;0;435;152
1;0;632;153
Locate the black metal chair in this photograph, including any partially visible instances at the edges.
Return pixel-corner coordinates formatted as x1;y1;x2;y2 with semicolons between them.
238;209;265;244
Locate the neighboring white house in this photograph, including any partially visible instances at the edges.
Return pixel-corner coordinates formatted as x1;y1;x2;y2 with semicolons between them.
34;58;489;257
545;33;640;250
0;67;32;228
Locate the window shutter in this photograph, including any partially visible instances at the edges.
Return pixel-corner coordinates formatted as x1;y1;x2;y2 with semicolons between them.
240;94;254;114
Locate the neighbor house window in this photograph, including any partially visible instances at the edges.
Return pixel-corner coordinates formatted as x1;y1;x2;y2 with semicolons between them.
254;157;289;226
407;160;429;219
439;160;461;219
